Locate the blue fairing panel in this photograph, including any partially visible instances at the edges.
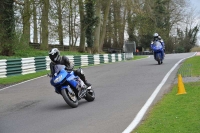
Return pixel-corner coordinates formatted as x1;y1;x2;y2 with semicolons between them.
66;71;78;88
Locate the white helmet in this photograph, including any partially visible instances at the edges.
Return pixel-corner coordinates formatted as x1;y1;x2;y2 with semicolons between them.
153;33;159;40
153;33;159;38
49;48;60;62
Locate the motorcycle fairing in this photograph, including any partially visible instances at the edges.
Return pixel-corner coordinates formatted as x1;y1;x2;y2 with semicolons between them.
156;52;162;60
66;71;78;88
50;69;67;86
152;41;163;51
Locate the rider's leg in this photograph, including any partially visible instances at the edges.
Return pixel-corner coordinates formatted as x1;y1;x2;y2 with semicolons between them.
74;69;91;87
163;49;165;57
161;50;164;59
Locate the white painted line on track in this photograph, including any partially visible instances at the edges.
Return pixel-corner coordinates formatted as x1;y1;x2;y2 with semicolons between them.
122;53;196;133
0;75;47;92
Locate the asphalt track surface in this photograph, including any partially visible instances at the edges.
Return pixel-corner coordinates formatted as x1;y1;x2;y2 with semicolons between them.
0;53;195;133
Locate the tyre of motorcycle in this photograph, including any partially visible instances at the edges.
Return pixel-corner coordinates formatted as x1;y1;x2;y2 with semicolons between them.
85;88;95;102
61;88;78;108
156;53;161;65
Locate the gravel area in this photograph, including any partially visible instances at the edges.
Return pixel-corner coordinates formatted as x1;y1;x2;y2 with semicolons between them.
173;77;200;84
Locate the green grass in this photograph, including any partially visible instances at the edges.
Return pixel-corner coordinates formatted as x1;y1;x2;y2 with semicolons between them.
0;70;50;85
0;49;89;60
133;55;149;60
133;82;200;133
178;56;200;77
133;56;200;133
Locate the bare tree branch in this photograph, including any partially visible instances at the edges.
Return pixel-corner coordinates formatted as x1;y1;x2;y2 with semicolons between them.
13;0;24;5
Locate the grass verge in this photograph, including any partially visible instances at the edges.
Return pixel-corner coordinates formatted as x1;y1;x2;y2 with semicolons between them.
0;49;90;60
133;56;200;133
133;82;200;133
0;70;50;85
133;55;149;60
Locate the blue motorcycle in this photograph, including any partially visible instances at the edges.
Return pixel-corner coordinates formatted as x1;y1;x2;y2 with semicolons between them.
49;66;95;108
151;41;164;65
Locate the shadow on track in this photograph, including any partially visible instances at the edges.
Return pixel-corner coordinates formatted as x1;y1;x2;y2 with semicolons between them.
42;100;91;111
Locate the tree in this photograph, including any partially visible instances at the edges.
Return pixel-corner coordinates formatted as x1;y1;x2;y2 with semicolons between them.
99;0;112;51
0;0;194;55
92;0;112;53
0;0;15;56
93;0;101;53
13;0;31;46
177;26;199;52
33;1;38;43
57;0;64;46
102;0;127;50
78;0;86;52
40;0;49;50
22;0;31;45
85;0;97;51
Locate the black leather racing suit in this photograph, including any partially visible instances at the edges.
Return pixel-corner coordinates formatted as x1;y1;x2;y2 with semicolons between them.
49;55;91;86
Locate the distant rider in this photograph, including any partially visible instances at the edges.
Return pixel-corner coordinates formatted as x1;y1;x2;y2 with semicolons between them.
158;35;165;54
48;48;91;93
150;33;165;60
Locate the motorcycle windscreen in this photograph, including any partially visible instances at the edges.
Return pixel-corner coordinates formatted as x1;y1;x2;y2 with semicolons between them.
54;65;65;73
152;41;162;51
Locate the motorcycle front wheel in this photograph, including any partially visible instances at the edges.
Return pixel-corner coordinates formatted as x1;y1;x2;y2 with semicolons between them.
156;54;161;65
61;89;78;108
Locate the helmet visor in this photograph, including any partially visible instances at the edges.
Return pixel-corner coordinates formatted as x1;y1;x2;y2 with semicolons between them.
49;52;58;62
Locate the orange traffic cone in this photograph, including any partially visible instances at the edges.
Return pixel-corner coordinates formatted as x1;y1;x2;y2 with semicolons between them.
177;74;186;95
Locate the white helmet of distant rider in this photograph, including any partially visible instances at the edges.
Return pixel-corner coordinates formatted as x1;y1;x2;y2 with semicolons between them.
153;33;159;41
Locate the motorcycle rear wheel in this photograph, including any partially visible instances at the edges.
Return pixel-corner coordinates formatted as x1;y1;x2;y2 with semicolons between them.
85;88;95;102
61;89;78;108
158;60;161;65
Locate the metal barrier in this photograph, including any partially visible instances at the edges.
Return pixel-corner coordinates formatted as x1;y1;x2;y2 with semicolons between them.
0;53;126;78
123;41;136;59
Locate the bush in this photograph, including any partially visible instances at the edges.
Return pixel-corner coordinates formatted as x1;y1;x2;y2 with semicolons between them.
175;46;185;53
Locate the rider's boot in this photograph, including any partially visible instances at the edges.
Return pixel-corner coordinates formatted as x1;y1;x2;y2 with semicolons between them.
79;74;92;88
84;80;91;88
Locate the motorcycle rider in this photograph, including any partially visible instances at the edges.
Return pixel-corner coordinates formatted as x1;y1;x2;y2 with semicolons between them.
48;48;91;94
151;33;164;60
158;35;165;53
